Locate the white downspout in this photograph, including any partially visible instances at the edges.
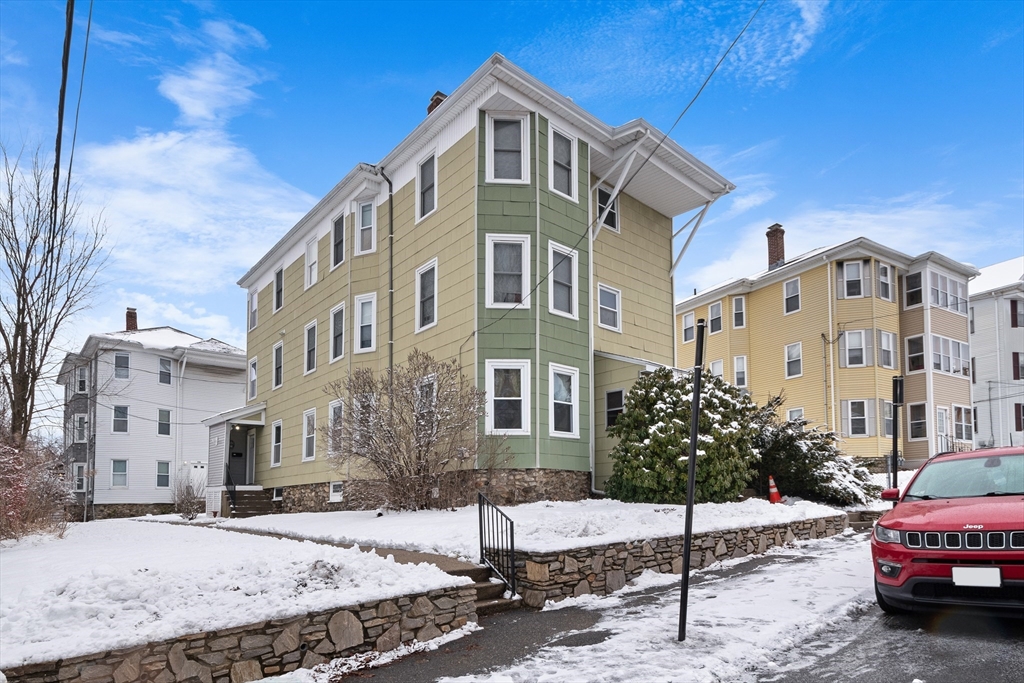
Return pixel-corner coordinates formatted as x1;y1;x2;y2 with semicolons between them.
176;351;188;486
534;112;541;470
827;259;836;431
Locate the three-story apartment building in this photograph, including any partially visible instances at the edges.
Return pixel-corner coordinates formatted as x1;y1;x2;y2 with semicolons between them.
204;54;734;512
675;225;978;464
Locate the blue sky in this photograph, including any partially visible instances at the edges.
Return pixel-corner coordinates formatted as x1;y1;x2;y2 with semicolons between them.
2;0;1022;359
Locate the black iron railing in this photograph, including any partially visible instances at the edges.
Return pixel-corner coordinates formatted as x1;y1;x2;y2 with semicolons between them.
936;435;972;454
478;492;516;594
224;468;237;509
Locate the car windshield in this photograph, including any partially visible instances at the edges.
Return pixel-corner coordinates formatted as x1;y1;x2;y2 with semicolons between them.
904;453;1024;500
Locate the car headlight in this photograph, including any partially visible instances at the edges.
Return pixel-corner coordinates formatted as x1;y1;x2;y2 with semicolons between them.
875;525;901;544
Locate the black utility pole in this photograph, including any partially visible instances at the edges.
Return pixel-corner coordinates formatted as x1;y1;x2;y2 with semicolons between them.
891;376;904;502
678;318;706;641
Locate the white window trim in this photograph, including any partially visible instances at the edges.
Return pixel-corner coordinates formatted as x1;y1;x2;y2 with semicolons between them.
329;302;346;363
72;462;86;492
157;409;171;438
248;357;257;400
597;283;622;333
682;311;695;343
113;352;130;380
415;148;438;223
330;213;346;271
272;341;284;389
329;481;345;503
548;362;580;439
952;404;973;441
843;261;865;299
110;459;128;488
547;123;578;202
878;263;893;302
355;201;377;256
75;366;88;393
908;402;928;441
73;413;87;443
596;185;619;233
732;296;746;329
111;405;129;434
733;355;747;388
879;330;896;370
328;400;343;456
904;272;924;309
302;408;316;462
905;335;926;374
709;359;724;378
848;399;869;437
271;419;282;468
273;267;284;312
882;400;894;438
271;487;283;501
415;258;439;333
485;359;531;436
303;320;318;376
485;233;531;309
787;407;804;422
548;241;578;320
785;342;803;379
784;277;801;315
156;461;171;489
708;300;723;335
248;290;258;330
844;330;867;368
304;237;318;290
158;357;172;385
485;112;531;185
354;293;377;354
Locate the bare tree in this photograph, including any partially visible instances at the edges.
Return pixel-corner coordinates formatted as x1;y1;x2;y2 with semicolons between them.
173;474;206;521
0;146;104;442
323;349;505;510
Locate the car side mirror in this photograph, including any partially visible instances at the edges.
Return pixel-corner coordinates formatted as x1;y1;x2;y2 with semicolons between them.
880;488;900;501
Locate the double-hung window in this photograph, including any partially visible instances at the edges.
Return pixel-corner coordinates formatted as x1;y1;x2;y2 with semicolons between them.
606;389;624;430
906;335;925;372
878;263;892;301
157;409;171;436
112;406;129;433
156;461;170;488
710;360;724;378
1012;299;1024;328
73;414;87;443
487;115;529;183
905;272;923;307
597;284;621;332
76;366;88;393
274;268;284;311
304;320;317;374
733;296;745;328
332;215;345;268
549;364;579;438
248;358;257;399
248;290;258;329
845;330;866;367
114;353;130;379
357;202;375;255
682;312;695;342
302;408;316;462
549;126;576;200
486;359;530;435
111;459;128;487
304;237;318;289
418;154;436;219
597;187;618;231
734;356;747;387
329;400;344;456
708;301;722;334
844;261;863;297
785;342;802;378
330;303;345;361
908;403;927;439
486;234;530;308
846;399;869;436
549;242;577;319
784;278;800;314
953;406;973;441
415;259;437;332
271;420;282;467
882;400;894;438
159;358;172;385
272;341;284;388
354;293;377;353
879;331;896;369
72;462;86;492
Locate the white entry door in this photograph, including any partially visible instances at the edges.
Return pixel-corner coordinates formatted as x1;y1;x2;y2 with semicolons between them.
935;407;949;454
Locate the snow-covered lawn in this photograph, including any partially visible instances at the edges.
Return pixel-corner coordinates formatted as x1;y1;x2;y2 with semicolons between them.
0;519;469;670
217;498;842;561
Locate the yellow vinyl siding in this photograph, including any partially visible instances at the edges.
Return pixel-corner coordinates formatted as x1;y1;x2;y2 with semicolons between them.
593;356;649;491
929;307;969;340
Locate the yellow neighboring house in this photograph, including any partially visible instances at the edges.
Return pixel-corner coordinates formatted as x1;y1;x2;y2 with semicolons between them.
675;225;979;464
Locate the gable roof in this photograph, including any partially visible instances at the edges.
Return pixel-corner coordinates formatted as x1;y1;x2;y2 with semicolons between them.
970;256;1024;297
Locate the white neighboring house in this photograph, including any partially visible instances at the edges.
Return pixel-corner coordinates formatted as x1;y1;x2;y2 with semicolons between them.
969;256;1024;448
57;308;246;518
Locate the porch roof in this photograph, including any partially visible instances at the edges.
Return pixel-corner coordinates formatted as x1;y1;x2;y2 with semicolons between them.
201;402;266;427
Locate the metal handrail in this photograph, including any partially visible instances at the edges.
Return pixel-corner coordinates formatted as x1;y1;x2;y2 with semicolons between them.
478;492;516;595
224;468;238;509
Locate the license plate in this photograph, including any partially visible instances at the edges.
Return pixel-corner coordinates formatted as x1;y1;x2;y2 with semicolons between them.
952;566;1001;587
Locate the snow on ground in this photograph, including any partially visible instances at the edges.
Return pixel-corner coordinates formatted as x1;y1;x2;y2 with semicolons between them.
0;519;469;670
218;498;842;561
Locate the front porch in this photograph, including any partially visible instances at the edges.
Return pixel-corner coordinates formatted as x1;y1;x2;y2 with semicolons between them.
202;403;266;516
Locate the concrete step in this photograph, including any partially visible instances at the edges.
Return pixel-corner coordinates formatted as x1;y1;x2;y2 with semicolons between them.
473;580;506;601
449;565;491;583
476;597;519;617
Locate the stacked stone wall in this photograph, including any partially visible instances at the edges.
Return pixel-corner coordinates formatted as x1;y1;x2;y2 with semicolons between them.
4;585;476;683
64;503;177;521
515;514;848;608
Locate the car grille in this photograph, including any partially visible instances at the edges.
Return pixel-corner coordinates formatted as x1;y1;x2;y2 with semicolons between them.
912;582;1024;603
902;530;1024;551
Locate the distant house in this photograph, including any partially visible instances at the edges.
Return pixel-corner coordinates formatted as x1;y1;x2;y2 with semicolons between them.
58;308;246;519
676;226;979;465
968;256;1024;448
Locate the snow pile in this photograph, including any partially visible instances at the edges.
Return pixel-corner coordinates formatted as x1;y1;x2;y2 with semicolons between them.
0;520;468;669
220;497;841;559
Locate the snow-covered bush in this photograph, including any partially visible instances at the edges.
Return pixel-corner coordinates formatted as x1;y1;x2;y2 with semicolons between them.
0;438;69;539
604;367;757;504
752;395;881;507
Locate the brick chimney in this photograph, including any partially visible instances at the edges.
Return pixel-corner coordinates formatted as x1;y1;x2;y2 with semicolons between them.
766;223;785;271
126;307;138;331
427;91;447;115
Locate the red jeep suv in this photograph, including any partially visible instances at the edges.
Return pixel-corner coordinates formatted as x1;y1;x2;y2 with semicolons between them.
871;446;1024;615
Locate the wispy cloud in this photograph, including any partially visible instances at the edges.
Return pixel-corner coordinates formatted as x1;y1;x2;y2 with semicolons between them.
983;25;1022;51
158;53;265;127
818;145;865;176
0;32;27;66
714;174;776;220
90;25;148;48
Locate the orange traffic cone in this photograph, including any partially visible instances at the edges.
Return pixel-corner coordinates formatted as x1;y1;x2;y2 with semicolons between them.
768;475;782;504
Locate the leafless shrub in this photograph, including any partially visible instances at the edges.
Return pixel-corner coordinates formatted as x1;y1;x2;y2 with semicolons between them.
173;475;206;521
0;432;70;540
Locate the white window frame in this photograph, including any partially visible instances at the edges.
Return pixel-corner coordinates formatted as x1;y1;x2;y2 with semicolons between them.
273;267;284;312
111;459;128;488
953;404;973;441
485;234;531;309
415;258;439;333
72;462;86;492
906;335;926;373
485;359;531;436
848;399;869;437
331;213;346;270
272;487;283;501
879;330;896;369
304;320;317;375
272;341;284;389
330;302;345;362
304;237;318;290
843;261;864;298
908;402;928;440
547;123;577;201
682;311;695;342
785;342;803;379
112;405;129;434
416;150;438;222
548;241;578;320
734;356;747;388
784;278;801;315
905;272;924;309
878;263;892;302
248;290;258;330
156;461;170;489
271;420;282;468
302;408;316;462
709;359;724;378
114;352;130;380
787;407;804;423
73;413;87;443
329;481;345;503
597;283;621;332
158;358;172;385
248;358;257;400
732;296;745;329
845;330;866;367
356;201;376;256
485;113;530;185
157;409;171;437
328;400;343;456
708;301;723;335
882;400;894;438
354;293;377;354
75;366;88;393
549;362;579;439
597;185;619;232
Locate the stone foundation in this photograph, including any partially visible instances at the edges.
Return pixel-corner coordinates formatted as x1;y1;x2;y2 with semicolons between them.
4;584;477;683
64;503;177;521
514;514;849;608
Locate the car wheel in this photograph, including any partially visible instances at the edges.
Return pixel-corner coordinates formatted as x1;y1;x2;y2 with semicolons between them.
874;579;908;615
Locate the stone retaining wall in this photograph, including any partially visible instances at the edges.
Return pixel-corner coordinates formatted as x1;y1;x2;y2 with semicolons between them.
515;514;848;608
4;585;477;683
64;503;177;521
